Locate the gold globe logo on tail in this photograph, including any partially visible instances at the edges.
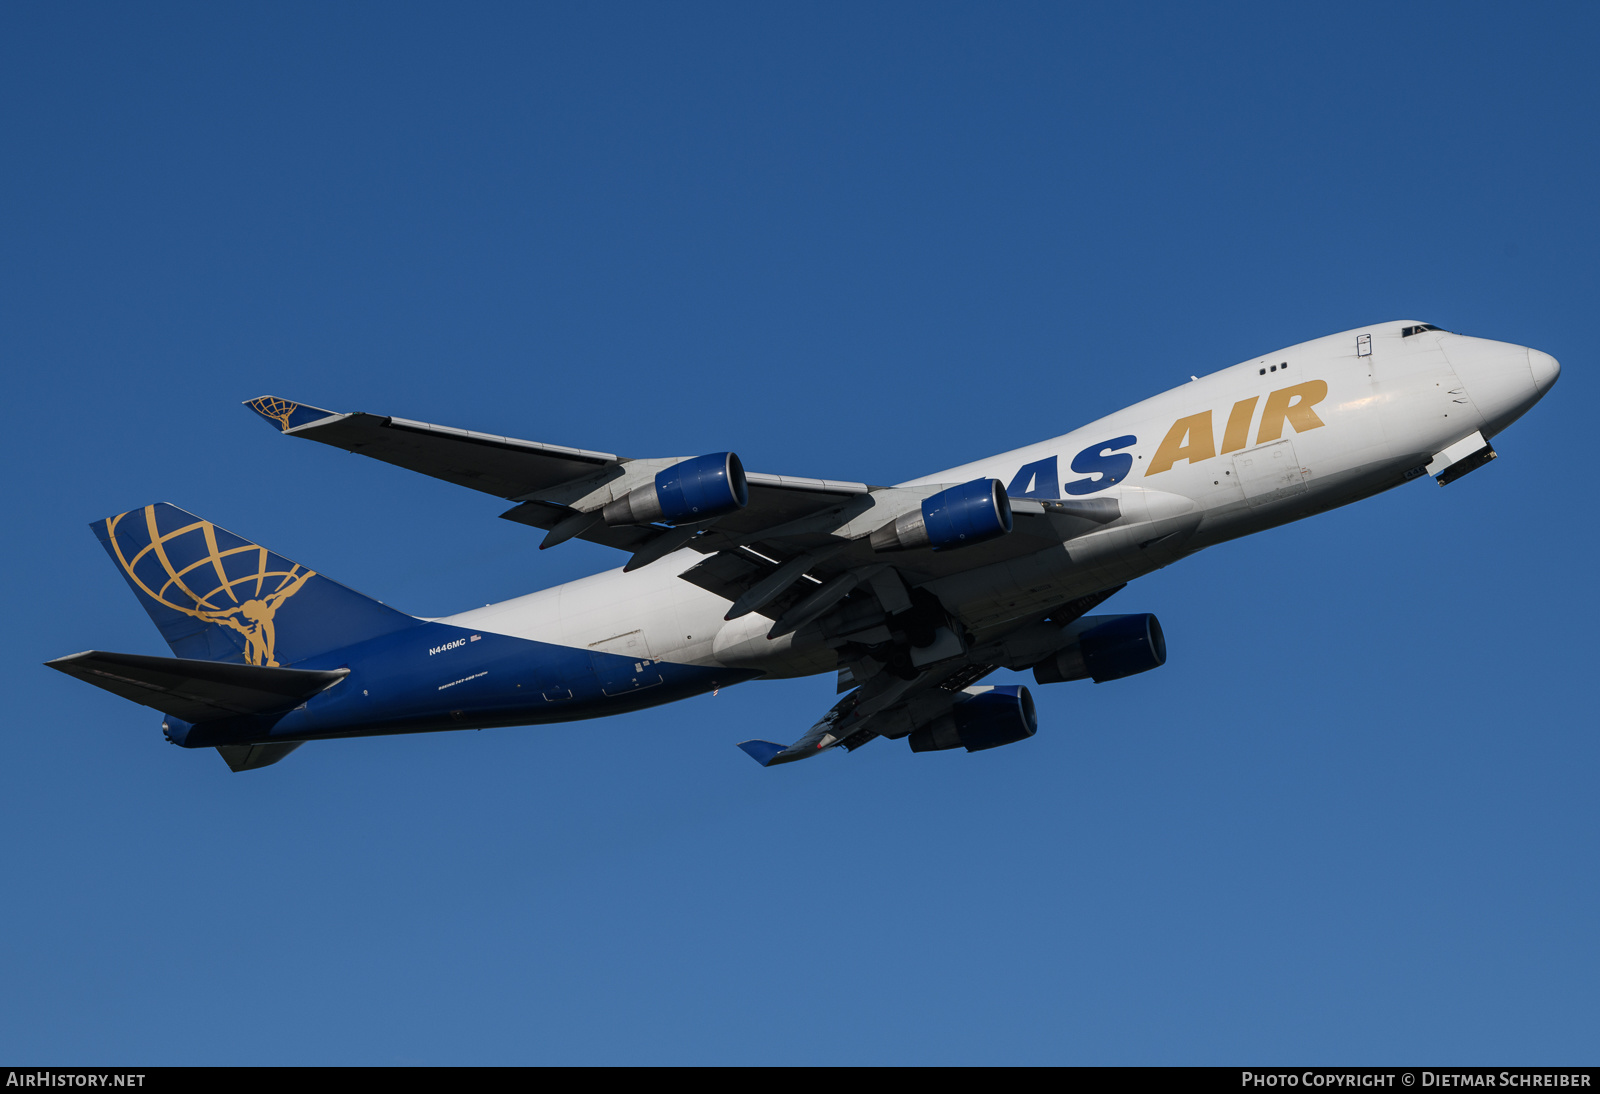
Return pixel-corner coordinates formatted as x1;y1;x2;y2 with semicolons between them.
106;505;315;667
246;397;302;433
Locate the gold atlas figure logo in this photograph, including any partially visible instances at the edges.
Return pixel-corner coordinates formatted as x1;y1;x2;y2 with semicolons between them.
246;396;302;432
106;506;315;667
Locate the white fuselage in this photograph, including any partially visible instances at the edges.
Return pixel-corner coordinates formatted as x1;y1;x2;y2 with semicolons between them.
441;322;1559;679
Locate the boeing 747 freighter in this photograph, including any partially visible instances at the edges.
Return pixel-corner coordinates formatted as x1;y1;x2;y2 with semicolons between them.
48;322;1559;771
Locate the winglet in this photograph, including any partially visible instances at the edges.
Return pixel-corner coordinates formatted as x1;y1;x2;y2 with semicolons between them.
243;396;343;433
736;740;789;767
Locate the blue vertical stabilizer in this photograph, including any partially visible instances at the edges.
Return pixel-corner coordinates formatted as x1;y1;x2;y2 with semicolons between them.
93;503;422;666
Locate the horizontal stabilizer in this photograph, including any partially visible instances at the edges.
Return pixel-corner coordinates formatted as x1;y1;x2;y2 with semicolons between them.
216;741;305;772
45;650;348;724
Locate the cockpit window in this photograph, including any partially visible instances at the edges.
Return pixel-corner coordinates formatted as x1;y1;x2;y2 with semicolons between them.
1401;324;1444;337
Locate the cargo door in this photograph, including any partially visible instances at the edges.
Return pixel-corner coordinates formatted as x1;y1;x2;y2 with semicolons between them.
539;643;596;702
1232;439;1307;507
588;629;664;697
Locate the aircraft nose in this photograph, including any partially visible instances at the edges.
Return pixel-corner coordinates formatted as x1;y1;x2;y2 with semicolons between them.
1438;334;1555;434
1528;347;1561;394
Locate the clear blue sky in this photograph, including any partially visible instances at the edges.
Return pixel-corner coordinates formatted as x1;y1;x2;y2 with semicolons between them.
4;2;1596;1065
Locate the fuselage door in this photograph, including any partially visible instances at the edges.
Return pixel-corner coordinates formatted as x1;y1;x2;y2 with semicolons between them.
588;629;664;696
1232;439;1307;508
539;643;595;702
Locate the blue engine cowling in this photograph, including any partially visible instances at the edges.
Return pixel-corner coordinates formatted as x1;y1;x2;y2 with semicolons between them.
1032;613;1166;685
656;451;748;522
908;685;1038;753
870;478;1014;553
603;452;749;526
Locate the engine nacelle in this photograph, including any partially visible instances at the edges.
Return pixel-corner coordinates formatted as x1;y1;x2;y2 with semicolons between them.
870;478;1013;553
1032;613;1166;685
908;685;1038;753
603;452;748;526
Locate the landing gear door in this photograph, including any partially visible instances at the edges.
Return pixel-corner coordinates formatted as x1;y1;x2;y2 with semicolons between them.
1232;440;1307;508
588;629;664;696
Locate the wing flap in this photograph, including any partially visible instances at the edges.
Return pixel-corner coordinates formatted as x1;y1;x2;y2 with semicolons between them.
677;546;827;621
498;500;659;552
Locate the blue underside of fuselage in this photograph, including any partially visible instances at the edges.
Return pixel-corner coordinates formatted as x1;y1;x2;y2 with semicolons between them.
163;620;761;749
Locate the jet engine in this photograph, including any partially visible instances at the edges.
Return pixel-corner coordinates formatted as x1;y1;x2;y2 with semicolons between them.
908;685;1038;753
871;478;1013;553
603;452;749;526
1032;613;1166;684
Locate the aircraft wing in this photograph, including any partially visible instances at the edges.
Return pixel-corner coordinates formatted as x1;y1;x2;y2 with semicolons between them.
737;586;1124;766
739;658;989;766
245;396;873;559
245;396;1123;634
244;396;621;498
